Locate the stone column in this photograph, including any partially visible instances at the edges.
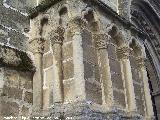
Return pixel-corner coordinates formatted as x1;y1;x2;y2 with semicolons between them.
136;57;154;119
93;33;113;107
50;26;64;103
29;37;44;112
117;46;136;112
69;17;86;101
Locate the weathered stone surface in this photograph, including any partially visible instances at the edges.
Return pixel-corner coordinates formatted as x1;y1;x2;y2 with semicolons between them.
84;61;94;79
108;43;117;59
111;73;124;90
21;105;30;117
113;90;126;108
155;96;160;114
62;42;73;60
63;60;74;80
3;85;23;100
43;39;51;53
8;30;27;50
1;0;159;119
5;0;36;13
82;29;92;46
136;99;145;115
0;101;19;117
24;91;33;103
63;79;75;102
131;68;140;82
43;53;53;69
134;84;142;98
85;81;102;104
83;44;97;64
49;101;143;120
109;59;121;74
130;56;137;68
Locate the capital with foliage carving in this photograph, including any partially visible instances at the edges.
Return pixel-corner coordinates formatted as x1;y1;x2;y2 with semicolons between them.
136;57;147;69
93;33;110;50
50;26;65;46
68;16;87;36
117;46;131;59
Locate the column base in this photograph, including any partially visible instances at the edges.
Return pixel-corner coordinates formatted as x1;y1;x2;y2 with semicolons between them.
145;116;155;120
38;101;144;120
30;109;50;120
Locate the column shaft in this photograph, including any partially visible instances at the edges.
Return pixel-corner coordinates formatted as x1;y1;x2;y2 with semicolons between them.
33;53;43;111
137;58;154;119
98;49;113;106
121;59;136;111
117;47;136;112
72;31;86;101
50;26;64;103
94;34;113;107
52;43;63;103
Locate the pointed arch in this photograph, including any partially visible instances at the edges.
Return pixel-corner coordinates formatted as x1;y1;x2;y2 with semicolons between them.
81;6;100;32
129;37;145;57
107;24;126;47
58;4;70;27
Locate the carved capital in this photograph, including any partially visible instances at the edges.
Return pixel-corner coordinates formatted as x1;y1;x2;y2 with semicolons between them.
28;37;45;54
93;33;110;49
136;57;146;69
50;26;65;46
117;46;130;59
68;16;87;36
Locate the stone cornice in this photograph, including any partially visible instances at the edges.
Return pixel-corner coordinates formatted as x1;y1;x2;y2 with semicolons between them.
0;44;35;72
28;0;145;38
28;0;62;19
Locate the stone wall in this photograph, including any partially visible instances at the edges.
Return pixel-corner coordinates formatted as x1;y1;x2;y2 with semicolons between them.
0;67;33;120
108;43;126;109
0;0;36;50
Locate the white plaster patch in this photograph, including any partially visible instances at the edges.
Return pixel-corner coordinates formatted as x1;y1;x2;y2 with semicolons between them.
43;65;54;89
6;37;10;45
0;68;4;89
63;58;73;63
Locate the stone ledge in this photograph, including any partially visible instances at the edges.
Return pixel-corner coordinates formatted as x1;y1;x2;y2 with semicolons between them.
32;101;144;120
28;0;146;38
0;44;35;72
28;0;62;19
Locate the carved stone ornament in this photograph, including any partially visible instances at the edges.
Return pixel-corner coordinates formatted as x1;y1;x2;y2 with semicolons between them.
116;46;130;59
93;33;110;49
50;26;65;46
136;57;146;69
1;48;21;66
0;44;35;71
68;16;87;36
28;37;45;54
